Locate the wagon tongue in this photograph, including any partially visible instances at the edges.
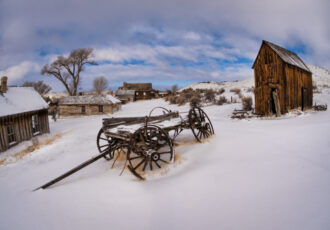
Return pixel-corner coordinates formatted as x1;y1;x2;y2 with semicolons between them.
33;150;109;191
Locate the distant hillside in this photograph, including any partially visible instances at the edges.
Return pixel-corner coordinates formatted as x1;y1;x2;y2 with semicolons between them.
308;64;330;86
179;77;254;92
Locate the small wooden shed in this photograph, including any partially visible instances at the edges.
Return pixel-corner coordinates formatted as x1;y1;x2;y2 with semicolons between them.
58;95;121;117
0;76;50;152
252;40;313;116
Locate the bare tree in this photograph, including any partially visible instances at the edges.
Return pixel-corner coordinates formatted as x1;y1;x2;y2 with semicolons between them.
171;84;178;95
22;81;52;96
93;76;108;94
41;48;97;96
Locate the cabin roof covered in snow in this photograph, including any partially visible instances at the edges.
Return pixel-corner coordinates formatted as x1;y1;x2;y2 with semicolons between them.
253;40;311;73
59;95;121;105
0;87;49;117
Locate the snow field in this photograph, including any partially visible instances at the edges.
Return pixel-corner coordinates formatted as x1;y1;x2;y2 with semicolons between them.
0;96;329;230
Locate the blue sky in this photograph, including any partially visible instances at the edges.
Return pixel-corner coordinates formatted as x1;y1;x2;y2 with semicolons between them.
0;0;329;92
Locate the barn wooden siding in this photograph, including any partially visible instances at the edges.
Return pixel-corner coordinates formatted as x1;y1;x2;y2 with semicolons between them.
253;42;312;116
0;110;49;152
58;104;121;117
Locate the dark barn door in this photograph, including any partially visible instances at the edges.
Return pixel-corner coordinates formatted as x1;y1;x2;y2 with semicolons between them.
301;88;307;111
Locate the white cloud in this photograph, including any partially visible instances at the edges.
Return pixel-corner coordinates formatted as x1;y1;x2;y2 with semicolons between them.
0;61;40;83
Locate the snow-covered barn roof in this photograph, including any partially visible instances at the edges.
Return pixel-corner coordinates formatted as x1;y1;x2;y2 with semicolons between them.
253;40;311;73
0;87;49;117
59;95;121;105
115;89;135;96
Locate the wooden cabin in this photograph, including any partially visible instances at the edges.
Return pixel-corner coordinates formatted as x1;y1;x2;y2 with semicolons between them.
252;40;313;116
0;76;50;152
115;89;136;103
58;95;121;117
118;82;154;100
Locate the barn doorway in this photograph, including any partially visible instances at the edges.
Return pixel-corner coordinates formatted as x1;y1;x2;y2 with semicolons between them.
270;88;281;116
301;88;307;111
270;88;276;114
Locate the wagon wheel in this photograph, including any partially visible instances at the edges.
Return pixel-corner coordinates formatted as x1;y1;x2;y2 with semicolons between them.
96;128;118;161
127;126;174;180
188;107;214;142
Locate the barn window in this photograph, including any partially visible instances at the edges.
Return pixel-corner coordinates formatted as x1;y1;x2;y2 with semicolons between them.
81;106;86;114
98;105;103;113
6;125;16;145
32;115;39;134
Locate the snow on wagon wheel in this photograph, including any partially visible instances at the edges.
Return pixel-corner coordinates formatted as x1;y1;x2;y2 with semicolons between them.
188;107;214;142
127;126;174;180
96;128;118;161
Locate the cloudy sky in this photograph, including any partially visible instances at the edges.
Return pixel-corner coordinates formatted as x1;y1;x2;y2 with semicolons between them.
0;0;329;91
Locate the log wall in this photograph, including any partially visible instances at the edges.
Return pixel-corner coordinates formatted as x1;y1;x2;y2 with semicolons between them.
58;104;121;117
0;110;49;152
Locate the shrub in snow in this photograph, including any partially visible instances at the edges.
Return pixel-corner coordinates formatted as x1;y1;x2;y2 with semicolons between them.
217;88;225;95
176;96;186;106
190;96;201;107
183;91;194;100
238;92;243;99
217;96;228;105
230;88;241;94
242;96;253;110
205;89;216;102
247;87;254;93
169;96;177;104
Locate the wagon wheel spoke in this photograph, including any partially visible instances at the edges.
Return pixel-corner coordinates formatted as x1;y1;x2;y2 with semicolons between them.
134;158;146;170
129;155;143;161
153;160;161;168
158;151;172;155
158;158;170;164
142;160;148;171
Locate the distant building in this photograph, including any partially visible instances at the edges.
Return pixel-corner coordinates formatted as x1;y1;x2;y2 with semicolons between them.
252;40;313;116
0;76;50;152
115;89;136;104
156;90;170;98
118;82;154;101
58;95;121;117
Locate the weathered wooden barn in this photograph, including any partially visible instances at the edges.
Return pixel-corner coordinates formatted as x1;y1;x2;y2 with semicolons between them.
58;95;121;117
0;76;50;152
118;82;154;100
252;40;313;116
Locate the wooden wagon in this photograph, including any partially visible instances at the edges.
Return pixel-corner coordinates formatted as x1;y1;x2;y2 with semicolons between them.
35;106;214;190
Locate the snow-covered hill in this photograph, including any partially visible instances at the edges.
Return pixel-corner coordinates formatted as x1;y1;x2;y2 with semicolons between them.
308;64;330;94
180;77;254;92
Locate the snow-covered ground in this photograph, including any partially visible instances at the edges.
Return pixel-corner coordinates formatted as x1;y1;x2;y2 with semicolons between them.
1;65;330;230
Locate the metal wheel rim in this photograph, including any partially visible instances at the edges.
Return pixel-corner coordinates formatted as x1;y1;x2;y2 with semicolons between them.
188;107;214;142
